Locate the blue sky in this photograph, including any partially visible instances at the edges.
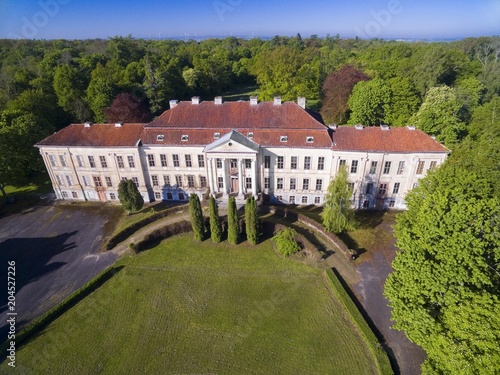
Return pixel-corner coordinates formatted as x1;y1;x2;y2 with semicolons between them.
0;0;498;40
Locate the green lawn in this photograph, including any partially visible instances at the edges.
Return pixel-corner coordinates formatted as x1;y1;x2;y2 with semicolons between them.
9;235;379;375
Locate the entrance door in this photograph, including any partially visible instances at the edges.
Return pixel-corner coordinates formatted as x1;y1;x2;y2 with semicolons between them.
97;190;106;202
231;178;238;193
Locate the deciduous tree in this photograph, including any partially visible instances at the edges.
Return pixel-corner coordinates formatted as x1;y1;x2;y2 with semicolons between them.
104;92;151;123
348;78;391;125
322;167;355;233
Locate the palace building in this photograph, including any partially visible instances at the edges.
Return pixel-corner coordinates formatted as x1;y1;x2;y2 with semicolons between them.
35;96;449;209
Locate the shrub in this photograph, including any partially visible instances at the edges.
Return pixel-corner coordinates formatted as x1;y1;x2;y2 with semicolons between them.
245;196;259;244
189;193;204;241
118;179;144;213
227;196;239;244
209;196;222;243
273;227;300;256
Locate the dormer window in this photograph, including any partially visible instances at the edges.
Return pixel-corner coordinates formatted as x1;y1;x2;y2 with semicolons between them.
157;134;164;141
306;136;314;143
181;135;189;142
247;132;254;139
280;135;288;143
214;132;220;140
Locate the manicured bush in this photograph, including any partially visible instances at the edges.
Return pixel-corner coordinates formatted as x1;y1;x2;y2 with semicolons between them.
209;196;222;243
245;196;259;244
227;196;239;244
273;227;300;256
189;194;204;241
118;179;144;213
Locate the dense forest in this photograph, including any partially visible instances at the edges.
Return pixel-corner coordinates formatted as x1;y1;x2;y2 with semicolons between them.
0;35;499;373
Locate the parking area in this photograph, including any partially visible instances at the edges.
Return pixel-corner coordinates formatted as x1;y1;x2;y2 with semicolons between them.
0;202;121;341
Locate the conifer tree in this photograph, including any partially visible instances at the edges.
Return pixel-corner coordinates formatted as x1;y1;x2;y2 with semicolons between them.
227;196;239;245
117;179;144;213
245;196;259;244
189;193;204;241
209;195;222;243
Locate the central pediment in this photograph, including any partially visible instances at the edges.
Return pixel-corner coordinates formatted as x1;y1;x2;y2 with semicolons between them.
204;130;260;154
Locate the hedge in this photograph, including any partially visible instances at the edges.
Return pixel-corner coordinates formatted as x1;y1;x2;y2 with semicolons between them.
104;204;188;250
325;268;393;375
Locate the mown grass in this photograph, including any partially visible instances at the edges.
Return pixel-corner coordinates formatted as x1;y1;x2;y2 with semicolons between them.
7;234;380;375
0;174;52;216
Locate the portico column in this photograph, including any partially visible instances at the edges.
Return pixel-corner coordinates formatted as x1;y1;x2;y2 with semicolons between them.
238;158;244;197
222;158;228;197
208;158;215;196
251;159;257;198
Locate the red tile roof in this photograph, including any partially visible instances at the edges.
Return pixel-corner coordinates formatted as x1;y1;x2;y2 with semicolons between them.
332;126;449;153
148;100;327;130
36;123;145;147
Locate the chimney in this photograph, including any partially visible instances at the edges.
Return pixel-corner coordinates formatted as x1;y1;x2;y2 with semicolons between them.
297;97;306;109
407;125;416;130
380;124;390;131
355;124;364;130
214;96;223;105
169;100;178;109
191;96;200;105
250;96;258;106
273;96;282;105
115;122;123;127
84;122;92;128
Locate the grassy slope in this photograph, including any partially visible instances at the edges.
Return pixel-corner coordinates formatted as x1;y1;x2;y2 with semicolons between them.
9;235;378;375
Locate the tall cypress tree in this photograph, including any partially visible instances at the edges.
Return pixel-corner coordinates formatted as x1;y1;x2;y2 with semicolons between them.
227;196;239;245
209;195;222;243
245;196;259;244
189;193;204;241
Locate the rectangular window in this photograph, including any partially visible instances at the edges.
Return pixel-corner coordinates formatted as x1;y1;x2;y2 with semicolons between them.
339;159;346;168
56;175;64;186
277;156;284;169
216;158;222;169
109;192;117;200
393;182;400;194
218;177;223;188
59;155;68;167
99;156;107;168
151;175;159;187
416;161;425;174
304;156;311;170
166;192;173;200
127;156;135;168
179;192;185;200
154;192;161;200
429;161;437;170
369;161;377;174
348;183;354;193
301;196;308;204
302;178;310;190
147;154;155;167
66;175;74;186
175;175;182;187
246;177;252;189
317;157;325;171
187;175;195;188
76;155;84;167
93;176;102;187
245;159;251;169
289;196;295;204
276;195;283;202
383;161;391;174
82;175;90;187
314;196;321;204
389;199;396;208
277;178;284;189
160;154;168;167
289;178;296;190
61;191;68;198
291;156;298;169
264;156;270;169
198;155;205;168
105;176;112;187
397;161;405;175
173;154;180;167
117;156;124;168
350;160;358;173
49;155;57;167
315;179;323;191
366;182;373;195
378;183;387;195
264;177;270;189
185;155;192;168
72;191;78;198
200;176;207;188
132;177;139;187
163;175;170;186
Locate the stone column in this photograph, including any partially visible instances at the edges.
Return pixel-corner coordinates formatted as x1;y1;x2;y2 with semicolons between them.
238;158;244;197
251;159;257;198
222;158;228;197
208;158;215;196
